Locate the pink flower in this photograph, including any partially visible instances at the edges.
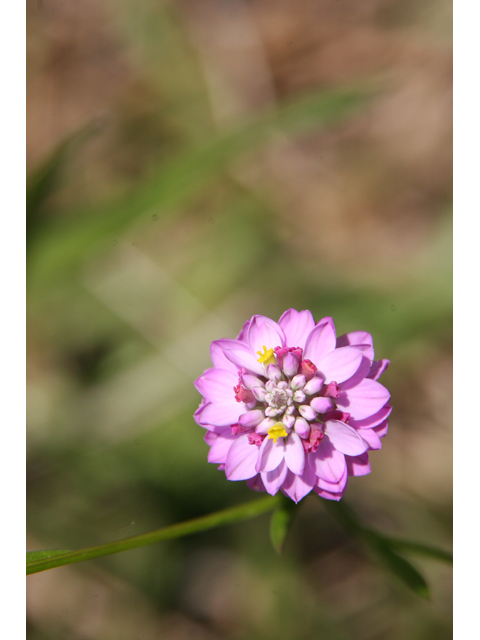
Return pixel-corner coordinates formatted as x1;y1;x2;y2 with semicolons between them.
194;310;391;503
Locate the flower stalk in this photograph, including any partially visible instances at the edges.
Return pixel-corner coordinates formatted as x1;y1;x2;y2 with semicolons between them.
27;495;280;575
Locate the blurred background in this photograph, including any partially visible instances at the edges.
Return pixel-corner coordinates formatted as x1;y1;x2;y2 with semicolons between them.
26;0;452;638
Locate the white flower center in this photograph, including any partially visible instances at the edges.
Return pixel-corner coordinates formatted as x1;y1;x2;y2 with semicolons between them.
264;380;295;417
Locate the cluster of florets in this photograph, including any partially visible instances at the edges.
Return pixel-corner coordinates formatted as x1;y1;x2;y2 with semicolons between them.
194;310;391;503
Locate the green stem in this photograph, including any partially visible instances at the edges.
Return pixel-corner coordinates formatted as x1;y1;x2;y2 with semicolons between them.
27;495;280;575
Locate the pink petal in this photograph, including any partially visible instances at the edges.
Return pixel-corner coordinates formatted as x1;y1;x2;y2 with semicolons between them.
247;315;285;355
373;420;389;438
337;331;374;361
315;464;348;493
294;417;310;438
310;397;335;413
214;338;265;376
298;404;317;421
236;319;251;342
252;387;267;402
324;420;368;456
247;474;266;492
345;452;371;476
285;433;306;475
261;459;288;495
367;359;390;381
340;355;372;390
205;432;236;464
336;378;390;420
348;404;392;429
312;485;346;501
281;465;316;503
304;318;336;365
256;417;276;435
210;342;240;374
311;438;347;483
283;352;300;377
195;400;244;428
240;373;265;390
355;427;382;450
194;368;238;403
303;377;324;395
256;436;286;473
317;346;363;384
225;434;259;480
238;410;265;429
278;309;315;349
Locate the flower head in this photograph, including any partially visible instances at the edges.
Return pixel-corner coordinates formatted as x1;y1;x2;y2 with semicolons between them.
194;310;391;503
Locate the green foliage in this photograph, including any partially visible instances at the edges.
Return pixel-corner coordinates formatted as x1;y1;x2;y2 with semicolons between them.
26;549;72;566
26;122;103;248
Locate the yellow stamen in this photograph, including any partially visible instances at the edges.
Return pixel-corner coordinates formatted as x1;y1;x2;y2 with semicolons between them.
268;423;288;443
257;345;277;366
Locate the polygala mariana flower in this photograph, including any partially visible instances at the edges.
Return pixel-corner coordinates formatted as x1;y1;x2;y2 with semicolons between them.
194;310;391;503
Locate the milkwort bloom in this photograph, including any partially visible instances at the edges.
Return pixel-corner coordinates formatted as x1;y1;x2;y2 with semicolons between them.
194;310;391;503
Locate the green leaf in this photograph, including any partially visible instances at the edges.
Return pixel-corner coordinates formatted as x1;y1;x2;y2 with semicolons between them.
382;537;452;564
269;494;298;554
26;495;279;575
363;532;430;599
